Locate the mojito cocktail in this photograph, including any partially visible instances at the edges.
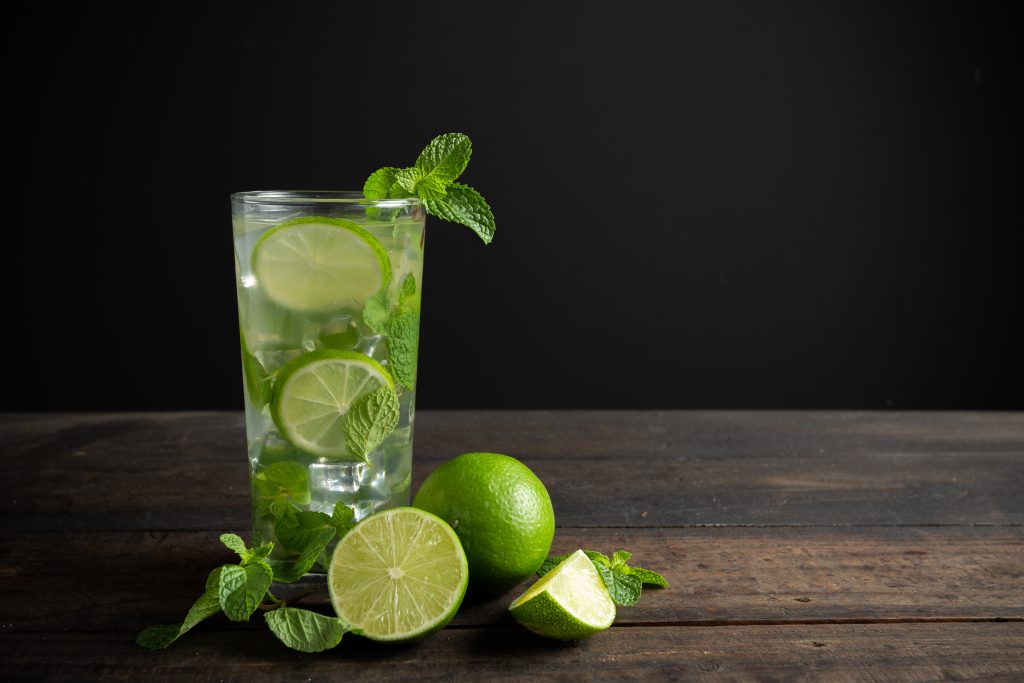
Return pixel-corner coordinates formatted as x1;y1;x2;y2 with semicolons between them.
231;191;425;563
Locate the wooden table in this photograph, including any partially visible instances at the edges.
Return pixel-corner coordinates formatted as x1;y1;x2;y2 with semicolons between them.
2;411;1022;680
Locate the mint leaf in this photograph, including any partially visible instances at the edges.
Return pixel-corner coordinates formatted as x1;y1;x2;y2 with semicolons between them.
398;274;418;313
363;167;401;200
424;183;495;244
344;385;400;459
249;542;275;561
218;563;273;622
595;563;643;606
331;503;356;537
387;312;419;389
254;461;311;516
611;550;631;570
136;567;224;649
623;566;670;587
362;289;390;335
136;624;184;650
394;167;421;195
415;132;471;188
265;607;355;653
220;533;247;559
275;510;337;553
584;550;611;567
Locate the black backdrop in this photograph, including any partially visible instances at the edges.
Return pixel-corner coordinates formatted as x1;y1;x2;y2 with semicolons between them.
10;1;1023;410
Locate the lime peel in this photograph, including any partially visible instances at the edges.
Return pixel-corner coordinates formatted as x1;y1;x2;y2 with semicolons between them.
508;549;615;640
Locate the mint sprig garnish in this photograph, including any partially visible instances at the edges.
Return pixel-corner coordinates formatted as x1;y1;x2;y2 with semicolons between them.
363;133;495;244
537;549;668;607
137;521;357;652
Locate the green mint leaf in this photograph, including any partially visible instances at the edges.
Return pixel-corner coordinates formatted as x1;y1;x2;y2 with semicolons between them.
595;562;643;606
611;550;632;570
136;624;183;650
398;273;418;313
254;461;311;512
265;607;354;653
584;550;611;567
220;533;247;559
387;312;419;390
344;385;400;459
268;510;337;582
393;167;422;194
330;503;356;537
362;289;390;335
136;567;224;649
218;563;273;622
622;566;670;587
537;553;571;577
363;167;401;200
275;510;337;553
249;542;275;561
424;182;495;244
414;132;471;188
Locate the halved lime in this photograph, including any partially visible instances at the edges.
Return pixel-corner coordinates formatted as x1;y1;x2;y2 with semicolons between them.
252;217;391;313
327;507;468;642
508;549;615;640
270;350;392;458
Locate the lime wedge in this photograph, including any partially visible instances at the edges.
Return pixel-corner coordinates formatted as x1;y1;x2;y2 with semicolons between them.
252;217;391;313
508;549;615;640
328;507;468;642
270;350;392;458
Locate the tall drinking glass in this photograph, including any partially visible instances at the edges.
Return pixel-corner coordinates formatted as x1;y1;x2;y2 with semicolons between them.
230;191;425;563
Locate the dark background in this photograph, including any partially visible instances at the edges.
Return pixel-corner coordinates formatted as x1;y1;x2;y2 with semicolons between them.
9;1;1023;411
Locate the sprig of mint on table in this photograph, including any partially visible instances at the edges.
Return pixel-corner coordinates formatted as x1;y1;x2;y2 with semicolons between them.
538;549;669;606
136;528;360;653
363;132;496;244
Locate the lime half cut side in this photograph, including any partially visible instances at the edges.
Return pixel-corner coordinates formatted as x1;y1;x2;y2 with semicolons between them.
328;507;469;642
508;549;615;640
252;217;391;313
270;350;393;458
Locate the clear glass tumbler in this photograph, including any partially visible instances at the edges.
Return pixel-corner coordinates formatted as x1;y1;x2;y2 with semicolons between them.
230;191;425;564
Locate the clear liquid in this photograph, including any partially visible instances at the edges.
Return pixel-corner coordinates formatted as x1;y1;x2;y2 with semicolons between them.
233;210;424;562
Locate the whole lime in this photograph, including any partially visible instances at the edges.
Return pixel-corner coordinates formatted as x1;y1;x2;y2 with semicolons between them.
413;452;555;595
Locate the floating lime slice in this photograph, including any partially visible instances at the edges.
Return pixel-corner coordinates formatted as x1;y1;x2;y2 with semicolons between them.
508;549;615;640
328;507;468;642
270;350;392;458
252;217;391;313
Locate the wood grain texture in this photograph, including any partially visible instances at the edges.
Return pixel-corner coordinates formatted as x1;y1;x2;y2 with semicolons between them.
2;623;1022;683
1;411;1021;680
2;411;1022;531
3;527;1020;633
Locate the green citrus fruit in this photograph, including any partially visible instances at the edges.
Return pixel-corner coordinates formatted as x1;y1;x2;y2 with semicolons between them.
270;349;392;458
508;549;615;640
412;452;555;595
327;507;468;642
252;217;391;313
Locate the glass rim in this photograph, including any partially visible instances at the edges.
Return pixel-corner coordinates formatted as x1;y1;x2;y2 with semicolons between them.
230;190;423;207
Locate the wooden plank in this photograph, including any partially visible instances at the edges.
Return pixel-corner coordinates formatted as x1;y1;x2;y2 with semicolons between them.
1;411;1022;531
3;527;1020;633
2;623;1022;682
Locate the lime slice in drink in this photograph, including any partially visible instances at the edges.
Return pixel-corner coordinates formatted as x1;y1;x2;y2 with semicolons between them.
252;217;391;313
328;507;469;642
508;549;615;640
270;350;392;458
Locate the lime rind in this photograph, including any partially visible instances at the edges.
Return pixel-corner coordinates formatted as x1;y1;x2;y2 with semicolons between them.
251;216;392;314
327;507;469;642
509;549;615;640
270;350;393;459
